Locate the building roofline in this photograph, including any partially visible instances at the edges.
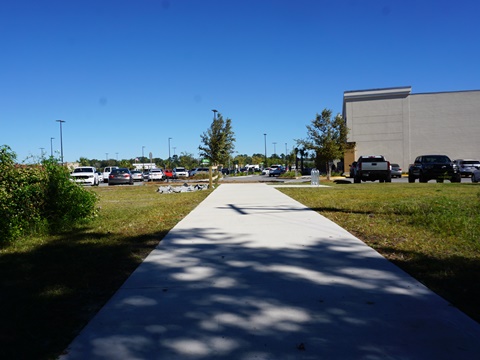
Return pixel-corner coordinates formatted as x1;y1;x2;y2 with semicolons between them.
344;86;412;101
344;86;412;95
412;89;480;96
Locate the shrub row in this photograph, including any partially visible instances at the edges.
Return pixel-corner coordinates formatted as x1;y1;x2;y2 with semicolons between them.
0;145;98;243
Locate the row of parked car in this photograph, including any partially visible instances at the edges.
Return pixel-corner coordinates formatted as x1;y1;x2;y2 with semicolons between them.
70;166;141;186
348;155;480;183
70;166;210;186
408;156;480;183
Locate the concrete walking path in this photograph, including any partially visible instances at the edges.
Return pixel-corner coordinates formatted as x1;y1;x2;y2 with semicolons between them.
61;183;480;359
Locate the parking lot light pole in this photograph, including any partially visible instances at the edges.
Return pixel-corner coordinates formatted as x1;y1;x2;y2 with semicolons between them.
142;146;145;172
263;133;267;167
56;120;65;165
50;137;55;157
168;137;172;169
285;143;288;168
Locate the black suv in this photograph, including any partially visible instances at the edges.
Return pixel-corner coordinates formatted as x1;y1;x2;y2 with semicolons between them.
408;155;461;183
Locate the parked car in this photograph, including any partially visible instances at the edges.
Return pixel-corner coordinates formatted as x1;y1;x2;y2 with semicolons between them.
408;155;461;183
148;168;166;181
190;167;210;176
103;166;119;183
131;170;144;182
262;168;270;176
472;169;480;183
164;169;174;179
143;171;150;181
454;159;480;177
352;155;391;183
108;168;134;185
269;167;286;177
173;167;189;178
70;166;99;186
390;163;402;178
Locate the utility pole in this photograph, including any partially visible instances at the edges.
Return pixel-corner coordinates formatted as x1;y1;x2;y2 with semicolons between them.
56;120;66;165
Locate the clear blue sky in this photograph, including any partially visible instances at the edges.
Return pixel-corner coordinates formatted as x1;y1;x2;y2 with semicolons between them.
2;0;479;163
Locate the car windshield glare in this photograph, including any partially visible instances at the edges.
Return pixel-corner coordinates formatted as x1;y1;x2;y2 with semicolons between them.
74;168;93;173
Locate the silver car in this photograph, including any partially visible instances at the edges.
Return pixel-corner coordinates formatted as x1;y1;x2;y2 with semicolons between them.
454;159;480;177
131;170;144;182
148;168;166;181
390;163;402;178
173;167;189;178
108;168;134;186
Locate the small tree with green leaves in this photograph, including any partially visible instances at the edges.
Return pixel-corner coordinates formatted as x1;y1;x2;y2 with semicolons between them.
199;113;235;166
296;109;348;180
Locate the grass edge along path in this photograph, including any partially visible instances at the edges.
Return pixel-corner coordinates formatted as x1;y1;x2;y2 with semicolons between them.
0;184;212;360
279;182;480;325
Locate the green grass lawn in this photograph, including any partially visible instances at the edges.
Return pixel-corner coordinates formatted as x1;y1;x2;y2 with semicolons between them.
279;182;480;324
0;183;212;360
1;182;480;359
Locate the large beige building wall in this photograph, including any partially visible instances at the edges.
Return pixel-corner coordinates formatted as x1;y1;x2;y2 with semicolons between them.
344;87;480;171
344;87;410;170
409;91;480;160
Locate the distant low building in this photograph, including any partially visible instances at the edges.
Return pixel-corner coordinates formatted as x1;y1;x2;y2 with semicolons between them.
343;86;480;171
133;163;156;170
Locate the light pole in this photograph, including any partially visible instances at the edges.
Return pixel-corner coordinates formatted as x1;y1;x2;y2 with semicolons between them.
50;137;55;157
212;109;218;120
263;133;267;166
39;147;45;159
142;146;145;172
168;137;172;169
56;120;65;165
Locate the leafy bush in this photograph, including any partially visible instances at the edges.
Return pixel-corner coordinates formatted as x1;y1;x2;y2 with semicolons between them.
0;146;43;241
0;145;98;243
279;171;297;178
41;157;98;232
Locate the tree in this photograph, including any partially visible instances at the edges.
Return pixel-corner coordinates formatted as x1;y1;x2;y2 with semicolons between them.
178;152;198;170
78;157;90;166
199;113;235;166
296;109;348;180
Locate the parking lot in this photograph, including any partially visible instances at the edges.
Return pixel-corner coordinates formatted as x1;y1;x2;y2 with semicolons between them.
94;173;477;187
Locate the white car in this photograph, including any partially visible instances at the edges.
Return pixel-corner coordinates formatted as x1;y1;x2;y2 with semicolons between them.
173;167;189;178
148;168;166;181
71;166;99;186
103;166;119;183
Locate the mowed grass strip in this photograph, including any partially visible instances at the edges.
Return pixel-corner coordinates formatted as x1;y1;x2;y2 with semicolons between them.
0;183;212;360
280;182;480;323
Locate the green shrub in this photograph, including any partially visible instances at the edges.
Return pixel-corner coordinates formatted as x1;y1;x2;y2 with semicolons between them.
41;157;98;232
0;145;98;243
280;171;297;178
0;146;43;241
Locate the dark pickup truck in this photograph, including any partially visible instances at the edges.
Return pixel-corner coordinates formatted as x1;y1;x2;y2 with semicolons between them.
408;155;461;183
